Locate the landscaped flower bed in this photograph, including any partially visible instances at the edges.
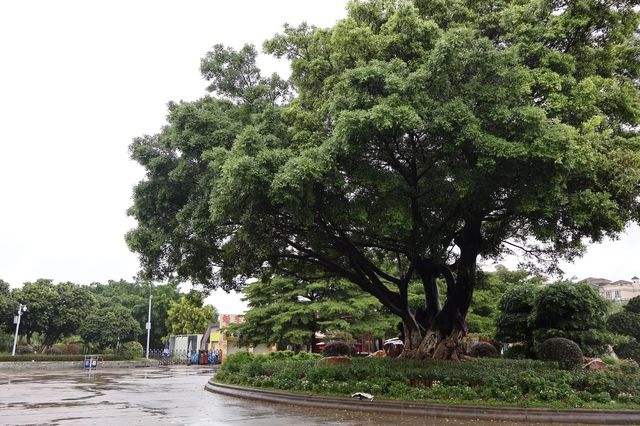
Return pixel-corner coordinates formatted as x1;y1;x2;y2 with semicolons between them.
213;352;640;408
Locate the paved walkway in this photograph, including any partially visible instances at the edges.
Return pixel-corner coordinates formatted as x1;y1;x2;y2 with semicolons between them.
0;366;506;425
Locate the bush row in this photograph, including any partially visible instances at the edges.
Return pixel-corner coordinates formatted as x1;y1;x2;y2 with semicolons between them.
214;353;640;408
0;354;124;362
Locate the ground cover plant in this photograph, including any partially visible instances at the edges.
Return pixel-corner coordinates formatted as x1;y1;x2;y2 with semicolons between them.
214;352;640;408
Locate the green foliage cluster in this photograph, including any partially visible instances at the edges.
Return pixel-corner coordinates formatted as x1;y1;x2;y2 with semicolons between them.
221;351;321;374
531;283;610;356
323;341;352;358
615;342;640;363
12;279;97;347
537;338;584;369
120;341;144;360
165;292;218;338
78;305;141;352
503;345;531;360
231;276;395;352
468;342;498;358
495;281;611;356
607;311;640;341
468;269;542;335
607;295;640;342
127;0;640;352
626;297;640;314
89;280;183;349
0;280;17;336
215;354;640;407
0;277;198;353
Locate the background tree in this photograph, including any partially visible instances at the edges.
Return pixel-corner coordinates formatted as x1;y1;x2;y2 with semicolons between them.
0;279;18;352
88;279;181;348
530;281;610;356
229;276;396;351
607;295;640;341
625;296;640;315
495;283;539;353
128;0;640;359
12;279;97;348
10;279;55;344
0;279;18;332
468;267;541;335
79;305;141;352
165;293;218;336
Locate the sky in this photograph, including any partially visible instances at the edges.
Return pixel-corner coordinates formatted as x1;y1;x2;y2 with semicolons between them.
1;0;639;314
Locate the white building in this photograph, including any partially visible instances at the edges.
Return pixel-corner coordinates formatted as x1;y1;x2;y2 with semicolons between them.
584;276;640;304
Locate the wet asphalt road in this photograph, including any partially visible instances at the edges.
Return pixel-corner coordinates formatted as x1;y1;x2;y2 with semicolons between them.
0;366;531;425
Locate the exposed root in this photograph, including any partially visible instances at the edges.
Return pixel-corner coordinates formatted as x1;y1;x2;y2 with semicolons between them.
401;329;467;361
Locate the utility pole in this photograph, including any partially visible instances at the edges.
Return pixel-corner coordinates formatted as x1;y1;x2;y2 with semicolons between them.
12;304;27;356
146;292;153;359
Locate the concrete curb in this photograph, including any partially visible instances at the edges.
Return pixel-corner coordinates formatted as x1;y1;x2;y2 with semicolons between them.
0;360;156;370
205;381;640;424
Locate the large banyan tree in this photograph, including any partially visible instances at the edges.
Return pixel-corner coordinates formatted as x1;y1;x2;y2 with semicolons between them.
128;0;640;359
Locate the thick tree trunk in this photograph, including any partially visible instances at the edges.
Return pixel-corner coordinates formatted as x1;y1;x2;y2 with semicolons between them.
400;218;481;360
400;312;468;360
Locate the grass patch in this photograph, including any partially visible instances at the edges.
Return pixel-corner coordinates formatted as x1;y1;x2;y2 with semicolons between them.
213;352;640;409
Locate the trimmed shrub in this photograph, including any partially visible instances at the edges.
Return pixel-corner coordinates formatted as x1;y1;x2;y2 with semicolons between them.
607;311;640;340
44;347;63;355
503;345;531;359
222;351;255;372
531;282;609;356
267;350;295;360
15;344;35;355
615;341;640;362
65;343;81;354
468;342;499;358
120;341;143;360
538;337;583;369
625;296;640;314
323;341;351;357
0;354;123;362
495;285;537;344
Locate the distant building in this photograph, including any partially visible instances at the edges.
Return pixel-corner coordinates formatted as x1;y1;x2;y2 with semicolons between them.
583;276;640;304
200;314;275;362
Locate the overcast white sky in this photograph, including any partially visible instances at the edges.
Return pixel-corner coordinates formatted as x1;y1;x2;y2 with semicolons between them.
1;1;639;314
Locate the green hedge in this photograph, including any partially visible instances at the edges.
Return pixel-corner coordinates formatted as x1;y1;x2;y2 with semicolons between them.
214;352;640;408
0;354;123;362
120;341;144;360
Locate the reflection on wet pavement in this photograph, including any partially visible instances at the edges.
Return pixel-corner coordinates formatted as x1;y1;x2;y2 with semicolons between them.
0;366;535;425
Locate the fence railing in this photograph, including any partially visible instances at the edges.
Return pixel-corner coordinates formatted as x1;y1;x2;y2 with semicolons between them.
147;349;221;365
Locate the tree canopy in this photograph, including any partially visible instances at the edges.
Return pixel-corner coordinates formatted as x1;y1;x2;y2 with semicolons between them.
88;279;182;348
607;295;640;341
128;0;640;358
13;279;97;347
165;293;218;336
78;305;141;352
0;279;17;334
229;276;396;351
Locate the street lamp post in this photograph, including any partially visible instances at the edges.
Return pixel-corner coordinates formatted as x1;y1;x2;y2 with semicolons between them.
12;304;27;356
146;292;153;359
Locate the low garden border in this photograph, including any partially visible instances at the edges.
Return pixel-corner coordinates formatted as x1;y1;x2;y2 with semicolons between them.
205;381;640;424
